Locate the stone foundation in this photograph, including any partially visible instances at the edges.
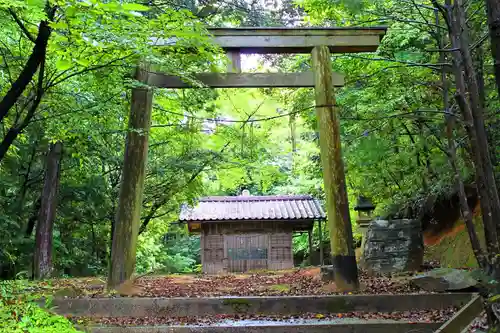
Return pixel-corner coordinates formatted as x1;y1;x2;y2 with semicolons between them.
361;219;423;274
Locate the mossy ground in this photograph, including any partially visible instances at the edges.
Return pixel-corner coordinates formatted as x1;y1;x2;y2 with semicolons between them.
424;216;485;268
269;284;291;292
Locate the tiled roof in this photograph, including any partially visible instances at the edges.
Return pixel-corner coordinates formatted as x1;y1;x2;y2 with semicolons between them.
179;195;326;222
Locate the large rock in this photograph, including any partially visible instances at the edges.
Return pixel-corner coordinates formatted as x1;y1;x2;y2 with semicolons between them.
361;219;424;274
411;268;478;291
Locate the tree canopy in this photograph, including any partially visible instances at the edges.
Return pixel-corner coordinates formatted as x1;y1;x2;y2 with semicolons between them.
0;0;498;295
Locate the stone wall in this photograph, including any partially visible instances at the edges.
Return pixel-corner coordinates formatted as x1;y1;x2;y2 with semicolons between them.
361;219;423;274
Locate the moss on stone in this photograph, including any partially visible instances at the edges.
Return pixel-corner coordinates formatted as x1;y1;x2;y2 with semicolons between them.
325;299;350;313
269;284;291;292
222;298;251;313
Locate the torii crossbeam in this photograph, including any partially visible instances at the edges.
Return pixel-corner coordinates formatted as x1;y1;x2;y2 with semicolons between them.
108;26;387;291
153;27;386;53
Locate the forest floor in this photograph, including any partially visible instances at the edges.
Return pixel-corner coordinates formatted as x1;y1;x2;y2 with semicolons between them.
45;267;477;328
49;267;431;298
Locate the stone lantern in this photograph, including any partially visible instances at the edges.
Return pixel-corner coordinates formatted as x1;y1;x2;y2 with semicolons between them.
354;196;375;253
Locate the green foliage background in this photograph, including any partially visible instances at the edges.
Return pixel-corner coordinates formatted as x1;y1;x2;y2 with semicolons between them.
0;0;499;330
0;0;497;276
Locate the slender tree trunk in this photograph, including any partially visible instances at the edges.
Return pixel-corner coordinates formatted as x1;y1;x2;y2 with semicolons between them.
108;65;153;289
447;119;487;268
312;46;358;290
0;6;54;123
486;0;500;98
0;41;47;164
442;0;500;260
457;1;500;249
455;1;500;242
33;142;62;279
26;197;41;237
18;141;38;213
435;8;487;270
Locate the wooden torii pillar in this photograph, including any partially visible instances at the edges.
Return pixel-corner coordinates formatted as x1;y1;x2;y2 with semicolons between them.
109;27;387;290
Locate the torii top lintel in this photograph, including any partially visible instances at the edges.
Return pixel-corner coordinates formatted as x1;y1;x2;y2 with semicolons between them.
155;27;387;54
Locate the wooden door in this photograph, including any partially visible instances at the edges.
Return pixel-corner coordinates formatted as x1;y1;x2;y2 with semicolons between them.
225;234;268;272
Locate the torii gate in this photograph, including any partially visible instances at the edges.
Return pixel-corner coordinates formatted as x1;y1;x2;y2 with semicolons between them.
108;27;387;290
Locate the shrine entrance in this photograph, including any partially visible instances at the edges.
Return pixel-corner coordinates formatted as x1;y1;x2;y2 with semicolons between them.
226;234;269;273
109;26;387;290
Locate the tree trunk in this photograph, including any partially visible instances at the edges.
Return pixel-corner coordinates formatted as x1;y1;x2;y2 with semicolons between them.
0;38;47;164
0;6;54;123
486;0;500;99
18;140;38;214
446;117;487;269
312;46;358;290
443;0;500;260
108;65;153;289
33;141;62;279
26;197;41;237
435;9;487;270
455;2;500;243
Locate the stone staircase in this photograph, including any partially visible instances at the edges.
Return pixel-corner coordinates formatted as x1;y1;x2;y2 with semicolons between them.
51;292;478;333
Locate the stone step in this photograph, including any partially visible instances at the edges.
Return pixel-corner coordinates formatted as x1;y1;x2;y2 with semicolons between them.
52;293;474;318
83;320;441;333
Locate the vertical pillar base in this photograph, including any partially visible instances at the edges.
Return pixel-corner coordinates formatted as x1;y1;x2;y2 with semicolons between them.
332;255;359;290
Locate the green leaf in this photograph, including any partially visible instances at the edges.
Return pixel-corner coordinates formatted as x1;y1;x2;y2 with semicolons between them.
121;3;150;11
75;58;90;67
55;59;72;71
489;294;500;303
50;21;68;30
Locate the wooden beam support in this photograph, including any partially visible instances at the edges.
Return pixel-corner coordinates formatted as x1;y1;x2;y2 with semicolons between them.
226;51;241;73
312;46;358;290
151;27;387;54
213;35;382;54
318;219;324;266
147;72;345;89
108;64;153;289
308;229;313;265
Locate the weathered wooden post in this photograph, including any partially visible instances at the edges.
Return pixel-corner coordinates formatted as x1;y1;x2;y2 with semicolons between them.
312;46;358;290
108;64;153;289
308;229;313;264
226;51;241;73
318;219;324;265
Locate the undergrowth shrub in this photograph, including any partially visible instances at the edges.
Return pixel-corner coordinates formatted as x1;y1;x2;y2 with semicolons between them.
0;279;81;333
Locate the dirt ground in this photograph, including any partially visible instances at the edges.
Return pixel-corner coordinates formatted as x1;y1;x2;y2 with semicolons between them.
48;267;426;298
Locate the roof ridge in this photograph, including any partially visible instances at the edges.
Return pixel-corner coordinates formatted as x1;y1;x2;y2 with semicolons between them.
179;195;326;222
199;195;315;202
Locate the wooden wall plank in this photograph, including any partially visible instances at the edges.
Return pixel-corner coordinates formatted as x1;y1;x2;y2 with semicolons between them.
269;232;293;270
202;234;224;274
147;72;344;89
202;222;310;273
